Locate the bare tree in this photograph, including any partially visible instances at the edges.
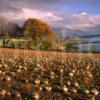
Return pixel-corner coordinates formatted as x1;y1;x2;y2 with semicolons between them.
0;15;10;47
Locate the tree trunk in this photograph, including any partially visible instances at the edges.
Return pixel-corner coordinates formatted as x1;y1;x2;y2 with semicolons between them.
2;38;10;48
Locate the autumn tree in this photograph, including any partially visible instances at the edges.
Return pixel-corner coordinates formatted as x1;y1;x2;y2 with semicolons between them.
23;18;60;50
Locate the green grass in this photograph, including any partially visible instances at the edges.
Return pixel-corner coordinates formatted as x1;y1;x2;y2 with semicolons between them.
0;39;3;46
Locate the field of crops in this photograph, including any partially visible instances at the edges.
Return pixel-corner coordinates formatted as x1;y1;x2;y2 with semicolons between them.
0;48;100;100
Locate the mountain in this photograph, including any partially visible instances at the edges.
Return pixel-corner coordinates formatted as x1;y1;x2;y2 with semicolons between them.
53;28;90;38
53;25;100;39
80;34;100;38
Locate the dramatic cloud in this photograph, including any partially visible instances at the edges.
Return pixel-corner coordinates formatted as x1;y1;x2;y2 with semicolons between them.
0;0;100;33
64;13;100;30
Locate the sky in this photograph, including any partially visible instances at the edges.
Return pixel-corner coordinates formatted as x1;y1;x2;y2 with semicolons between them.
0;0;100;33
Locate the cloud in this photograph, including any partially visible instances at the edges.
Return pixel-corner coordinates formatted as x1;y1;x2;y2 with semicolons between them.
50;12;100;31
1;7;100;32
0;0;100;33
81;12;88;15
0;0;99;12
1;8;62;26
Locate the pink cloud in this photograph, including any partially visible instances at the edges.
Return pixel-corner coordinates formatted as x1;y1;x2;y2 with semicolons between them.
1;9;100;31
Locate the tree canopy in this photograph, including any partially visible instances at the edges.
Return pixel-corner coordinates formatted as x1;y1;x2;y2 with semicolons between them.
23;18;53;37
23;18;58;49
5;22;21;37
0;17;62;50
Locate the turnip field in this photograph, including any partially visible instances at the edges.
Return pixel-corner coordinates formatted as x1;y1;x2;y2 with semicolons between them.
0;48;100;100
